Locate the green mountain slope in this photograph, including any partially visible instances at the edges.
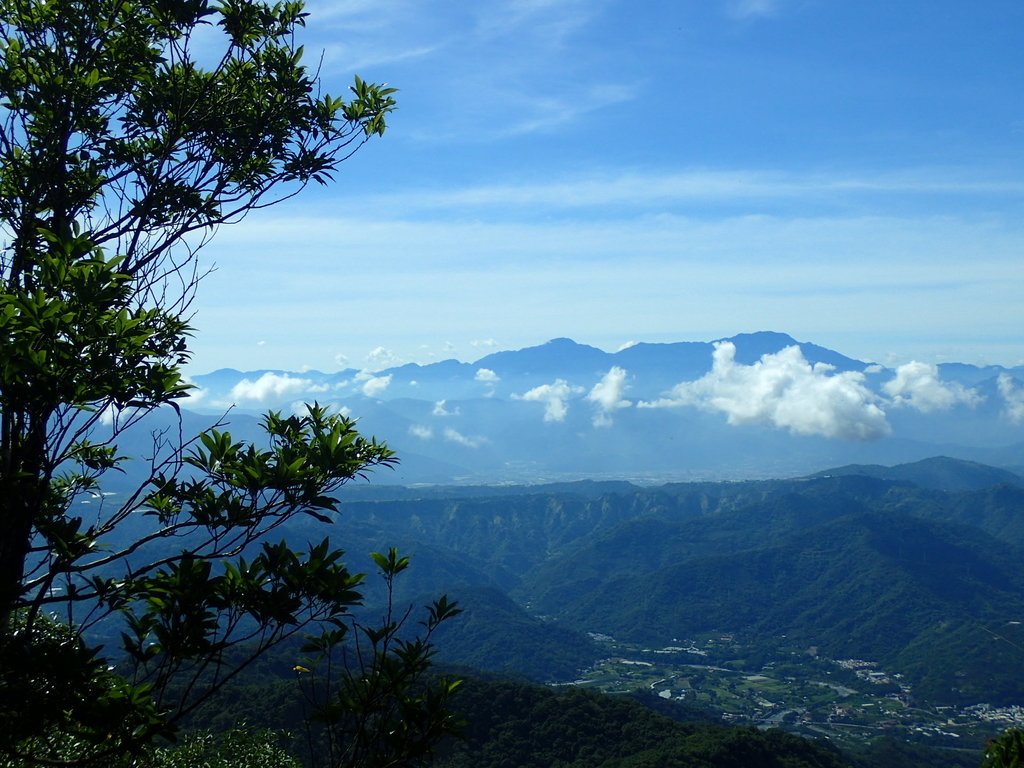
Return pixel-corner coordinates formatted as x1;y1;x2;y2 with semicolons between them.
434;677;852;768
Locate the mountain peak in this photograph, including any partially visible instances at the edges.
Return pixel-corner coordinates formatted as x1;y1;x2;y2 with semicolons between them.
474;337;610;374
545;337;581;346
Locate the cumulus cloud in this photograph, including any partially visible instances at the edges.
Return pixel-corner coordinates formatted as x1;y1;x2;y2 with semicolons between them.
361;374;392;397
998;374;1024;424
433;399;460;416
514;379;584;423
229;372;324;404
409;424;433;439
183;383;206;404
639;342;889;440
443;427;487;448
475;368;500;383
365;346;401;370
883;362;982;412
587;367;632;427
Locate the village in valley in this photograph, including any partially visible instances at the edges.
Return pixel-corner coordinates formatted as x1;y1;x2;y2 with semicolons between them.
567;632;1024;754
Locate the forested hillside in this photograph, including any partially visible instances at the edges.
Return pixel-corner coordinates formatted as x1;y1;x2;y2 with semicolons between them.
137;455;1024;767
294;458;1024;708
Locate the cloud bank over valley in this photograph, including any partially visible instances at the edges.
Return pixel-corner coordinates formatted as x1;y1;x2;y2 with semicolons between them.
184;333;1024;483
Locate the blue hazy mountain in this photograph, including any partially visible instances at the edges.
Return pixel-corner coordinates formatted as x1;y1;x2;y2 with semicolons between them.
185;332;1024;484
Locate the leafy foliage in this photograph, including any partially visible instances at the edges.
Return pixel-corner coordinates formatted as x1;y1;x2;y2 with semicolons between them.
0;0;449;764
297;548;463;768
983;729;1024;768
150;729;301;768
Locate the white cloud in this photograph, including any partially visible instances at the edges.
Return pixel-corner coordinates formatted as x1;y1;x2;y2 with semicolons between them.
291;401;351;418
882;362;982;412
182;383;206;404
334;353;350;368
443;427;487;448
998;374;1024;424
433;399;460;416
471;338;499;349
616;340;639;352
514;379;584;422
230;372;316;404
587;366;632;427
475;368;500;382
198;199;1024;377
99;404;116;427
639;342;890;440
366;346;401;370
361;374;392;397
409;424;433;439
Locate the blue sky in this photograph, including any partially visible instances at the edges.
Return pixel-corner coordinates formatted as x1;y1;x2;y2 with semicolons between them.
190;0;1024;374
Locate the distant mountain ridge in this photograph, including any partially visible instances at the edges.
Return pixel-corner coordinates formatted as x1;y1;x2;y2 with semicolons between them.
812;455;1024;491
184;332;1024;484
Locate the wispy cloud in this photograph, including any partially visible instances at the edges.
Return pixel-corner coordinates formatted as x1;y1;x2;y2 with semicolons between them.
433;400;459;416
471;0;598;43
492;84;636;139
725;0;781;20
443;427;487;448
357;169;1024;215
640;343;890;440
409;424;433;439
196;203;1024;373
301;0;632;143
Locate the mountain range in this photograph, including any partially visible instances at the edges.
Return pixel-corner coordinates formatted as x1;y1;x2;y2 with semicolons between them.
292;456;1024;708
183;332;1024;484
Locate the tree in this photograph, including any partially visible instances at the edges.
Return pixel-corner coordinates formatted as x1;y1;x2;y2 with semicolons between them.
151;729;302;768
0;0;457;764
983;730;1024;768
298;550;463;768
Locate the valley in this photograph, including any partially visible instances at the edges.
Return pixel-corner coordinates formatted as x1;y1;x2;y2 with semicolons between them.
571;631;1017;752
77;450;1024;766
